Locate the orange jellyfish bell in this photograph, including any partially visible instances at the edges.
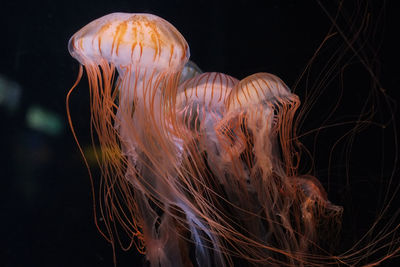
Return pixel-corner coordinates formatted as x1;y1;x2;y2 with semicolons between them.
226;72;297;112
68;12;189;71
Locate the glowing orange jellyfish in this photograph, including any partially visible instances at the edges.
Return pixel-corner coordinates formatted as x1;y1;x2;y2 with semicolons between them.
67;12;400;267
67;12;191;265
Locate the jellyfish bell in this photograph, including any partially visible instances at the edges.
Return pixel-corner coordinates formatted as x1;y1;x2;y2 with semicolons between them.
176;72;238;132
226;72;296;112
68;12;189;71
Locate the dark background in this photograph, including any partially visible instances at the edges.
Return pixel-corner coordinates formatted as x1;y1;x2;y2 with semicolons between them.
1;0;399;266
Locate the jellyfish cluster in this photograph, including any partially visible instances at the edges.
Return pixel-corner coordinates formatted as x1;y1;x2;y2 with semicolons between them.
68;13;349;266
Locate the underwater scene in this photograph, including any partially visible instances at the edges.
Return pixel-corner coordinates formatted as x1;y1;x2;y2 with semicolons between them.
1;0;400;266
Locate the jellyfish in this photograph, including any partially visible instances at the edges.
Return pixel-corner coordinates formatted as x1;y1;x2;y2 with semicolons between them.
67;11;400;267
67;12;193;266
218;73;343;262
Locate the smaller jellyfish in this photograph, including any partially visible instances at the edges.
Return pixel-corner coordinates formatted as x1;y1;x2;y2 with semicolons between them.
212;72;343;265
222;72;300;166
